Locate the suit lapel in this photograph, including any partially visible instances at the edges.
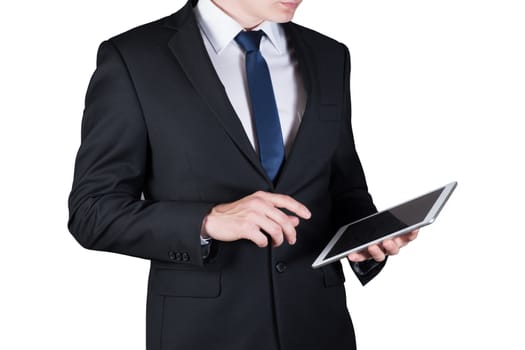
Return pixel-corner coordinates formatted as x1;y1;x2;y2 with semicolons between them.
275;23;321;191
164;2;270;184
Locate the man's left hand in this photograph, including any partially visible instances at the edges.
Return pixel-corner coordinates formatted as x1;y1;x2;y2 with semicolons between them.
347;230;419;262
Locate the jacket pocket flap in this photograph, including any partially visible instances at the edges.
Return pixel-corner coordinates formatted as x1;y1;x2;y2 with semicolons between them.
321;262;346;287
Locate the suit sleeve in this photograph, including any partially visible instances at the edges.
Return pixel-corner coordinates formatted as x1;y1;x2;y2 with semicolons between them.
330;44;387;285
67;40;214;266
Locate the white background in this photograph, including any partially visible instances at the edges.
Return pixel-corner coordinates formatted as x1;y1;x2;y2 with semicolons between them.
1;0;524;349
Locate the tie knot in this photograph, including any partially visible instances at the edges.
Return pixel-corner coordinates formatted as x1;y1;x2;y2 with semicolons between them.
235;30;265;53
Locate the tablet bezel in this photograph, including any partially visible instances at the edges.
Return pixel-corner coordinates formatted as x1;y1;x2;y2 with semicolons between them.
311;181;457;269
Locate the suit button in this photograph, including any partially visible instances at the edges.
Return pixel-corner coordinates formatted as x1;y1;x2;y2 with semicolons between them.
182;252;190;262
275;262;287;273
175;252;182;261
168;251;176;260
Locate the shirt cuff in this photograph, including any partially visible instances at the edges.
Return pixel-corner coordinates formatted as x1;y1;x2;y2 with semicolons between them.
200;235;212;245
200;215;212;246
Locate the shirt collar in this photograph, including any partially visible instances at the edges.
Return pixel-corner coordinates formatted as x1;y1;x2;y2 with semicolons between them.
194;0;286;54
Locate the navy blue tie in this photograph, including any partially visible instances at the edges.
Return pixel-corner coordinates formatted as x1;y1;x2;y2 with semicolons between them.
235;30;285;181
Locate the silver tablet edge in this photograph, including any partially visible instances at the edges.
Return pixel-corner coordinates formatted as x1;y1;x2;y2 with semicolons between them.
424;181;457;224
311;181;458;269
311;223;349;268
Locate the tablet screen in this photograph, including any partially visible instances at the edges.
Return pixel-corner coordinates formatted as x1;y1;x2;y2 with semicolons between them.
325;188;444;259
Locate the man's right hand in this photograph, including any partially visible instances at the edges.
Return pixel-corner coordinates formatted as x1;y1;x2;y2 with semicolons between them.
201;191;311;248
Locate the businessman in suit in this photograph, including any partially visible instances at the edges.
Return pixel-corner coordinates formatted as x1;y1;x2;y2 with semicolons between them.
68;0;418;349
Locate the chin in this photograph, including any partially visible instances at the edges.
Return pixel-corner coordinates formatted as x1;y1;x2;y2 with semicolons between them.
268;2;299;23
270;10;296;23
274;14;295;23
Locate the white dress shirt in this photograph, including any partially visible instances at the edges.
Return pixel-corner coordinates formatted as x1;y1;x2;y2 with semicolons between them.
193;0;306;156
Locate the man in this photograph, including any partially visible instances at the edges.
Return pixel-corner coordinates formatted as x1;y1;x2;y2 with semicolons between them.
68;0;418;349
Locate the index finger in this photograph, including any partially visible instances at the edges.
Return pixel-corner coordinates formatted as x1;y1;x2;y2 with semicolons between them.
256;192;311;219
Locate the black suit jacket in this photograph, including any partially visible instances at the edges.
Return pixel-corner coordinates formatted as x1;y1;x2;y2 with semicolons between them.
68;1;385;349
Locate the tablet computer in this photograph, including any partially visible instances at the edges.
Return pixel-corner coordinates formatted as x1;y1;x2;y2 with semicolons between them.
312;182;457;269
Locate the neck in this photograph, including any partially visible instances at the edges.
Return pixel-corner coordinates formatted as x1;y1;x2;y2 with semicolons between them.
211;0;263;30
